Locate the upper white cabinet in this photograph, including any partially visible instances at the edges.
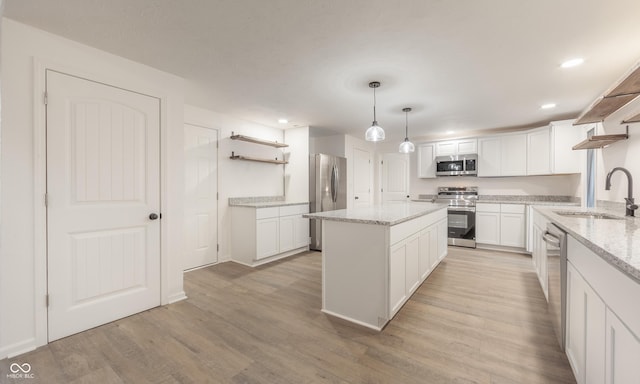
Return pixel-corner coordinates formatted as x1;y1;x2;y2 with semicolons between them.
435;139;478;156
417;143;436;179
550;120;587;174
527;127;552;175
478;134;527;177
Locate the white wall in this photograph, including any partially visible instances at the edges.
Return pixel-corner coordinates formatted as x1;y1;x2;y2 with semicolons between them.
597;96;640;205
0;19;185;359
183;105;286;263
309;134;346;157
284;126;310;202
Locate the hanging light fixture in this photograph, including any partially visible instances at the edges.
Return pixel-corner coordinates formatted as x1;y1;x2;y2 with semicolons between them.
398;107;415;153
365;81;385;142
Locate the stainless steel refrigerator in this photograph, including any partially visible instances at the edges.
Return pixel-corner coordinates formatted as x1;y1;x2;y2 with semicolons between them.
309;154;347;250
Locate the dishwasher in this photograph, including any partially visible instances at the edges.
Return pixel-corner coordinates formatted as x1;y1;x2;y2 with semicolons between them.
543;222;567;351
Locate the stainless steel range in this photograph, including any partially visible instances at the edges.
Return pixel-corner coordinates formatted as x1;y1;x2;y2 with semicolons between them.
436;186;478;248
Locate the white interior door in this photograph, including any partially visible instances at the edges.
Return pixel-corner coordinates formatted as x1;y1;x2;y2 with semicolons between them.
382;153;410;202
353;147;371;207
184;124;218;270
46;70;161;341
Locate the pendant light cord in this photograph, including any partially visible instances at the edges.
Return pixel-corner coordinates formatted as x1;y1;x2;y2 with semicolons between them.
373;86;377;122
405;111;409;138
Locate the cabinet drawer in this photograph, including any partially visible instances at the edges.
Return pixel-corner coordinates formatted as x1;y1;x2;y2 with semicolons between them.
256;207;280;219
279;204;309;216
501;204;525;214
476;203;500;213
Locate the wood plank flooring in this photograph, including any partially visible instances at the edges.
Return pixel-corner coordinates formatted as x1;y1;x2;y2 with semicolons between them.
1;247;576;383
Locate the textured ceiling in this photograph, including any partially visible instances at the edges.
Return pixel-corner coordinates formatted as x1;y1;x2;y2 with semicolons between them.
5;0;640;141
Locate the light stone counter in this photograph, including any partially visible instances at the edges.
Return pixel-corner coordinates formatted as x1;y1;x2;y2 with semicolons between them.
534;205;640;283
303;201;448;226
230;201;309;208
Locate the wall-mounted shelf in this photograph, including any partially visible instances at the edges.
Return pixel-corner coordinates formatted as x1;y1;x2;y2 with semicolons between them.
574;63;640;125
230;132;288;148
572;126;629;150
230;152;288;165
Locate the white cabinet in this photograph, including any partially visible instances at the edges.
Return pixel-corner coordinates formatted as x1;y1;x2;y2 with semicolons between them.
435;139;477;156
531;208;550;299
500;134;528;176
527;127;552;175
257;217;280;259
566;260;606;384
605;308;640;384
476;203;501;245
417;144;436;178
500;204;525;248
388;215;448;319
566;236;640;384
551;120;588;174
232;204;310;266
478;137;502;177
476;203;525;248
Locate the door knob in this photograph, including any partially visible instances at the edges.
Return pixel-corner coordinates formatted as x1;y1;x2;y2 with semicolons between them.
355;196;359;200
149;213;159;220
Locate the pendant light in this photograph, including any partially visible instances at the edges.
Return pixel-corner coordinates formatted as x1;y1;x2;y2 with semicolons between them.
398;107;415;153
365;81;385;142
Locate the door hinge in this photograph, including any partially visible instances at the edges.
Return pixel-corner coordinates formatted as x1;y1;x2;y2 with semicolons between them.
217;244;220;252
45;294;50;307
43;92;48;105
217;192;219;200
44;193;48;207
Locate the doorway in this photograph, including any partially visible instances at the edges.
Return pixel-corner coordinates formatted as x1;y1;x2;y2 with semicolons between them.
46;70;162;341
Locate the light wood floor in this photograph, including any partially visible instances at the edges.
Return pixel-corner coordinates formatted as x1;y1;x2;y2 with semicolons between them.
1;247;576;383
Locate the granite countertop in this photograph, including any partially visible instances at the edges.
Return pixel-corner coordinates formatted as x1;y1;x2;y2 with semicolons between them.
416;194;580;206
230;201;309;208
534;205;640;283
479;200;581;206
303;202;448;226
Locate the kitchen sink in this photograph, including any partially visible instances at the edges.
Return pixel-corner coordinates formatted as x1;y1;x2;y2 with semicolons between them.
553;211;625;220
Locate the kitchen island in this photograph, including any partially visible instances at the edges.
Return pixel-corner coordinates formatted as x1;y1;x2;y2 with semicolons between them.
304;202;448;330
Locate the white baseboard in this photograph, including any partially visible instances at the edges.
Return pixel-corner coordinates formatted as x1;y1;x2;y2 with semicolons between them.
0;337;38;360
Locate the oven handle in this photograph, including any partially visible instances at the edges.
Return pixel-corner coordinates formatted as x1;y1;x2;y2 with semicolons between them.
447;206;476;213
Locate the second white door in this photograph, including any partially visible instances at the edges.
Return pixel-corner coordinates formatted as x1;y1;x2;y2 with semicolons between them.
184;124;218;270
382;153;410;202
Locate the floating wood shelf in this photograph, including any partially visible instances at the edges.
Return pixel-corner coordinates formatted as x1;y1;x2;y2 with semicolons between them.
572;133;628;150
622;111;640;124
574;63;640;125
230;153;288;164
230;133;288;148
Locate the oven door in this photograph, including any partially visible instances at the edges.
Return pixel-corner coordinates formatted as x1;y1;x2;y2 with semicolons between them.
447;206;476;247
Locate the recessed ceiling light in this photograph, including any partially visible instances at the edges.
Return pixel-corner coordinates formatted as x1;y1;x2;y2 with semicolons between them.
278;118;288;124
561;58;584;68
446;130;455;134
541;103;556;110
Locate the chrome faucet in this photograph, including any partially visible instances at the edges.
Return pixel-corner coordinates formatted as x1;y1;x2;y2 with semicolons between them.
605;167;638;217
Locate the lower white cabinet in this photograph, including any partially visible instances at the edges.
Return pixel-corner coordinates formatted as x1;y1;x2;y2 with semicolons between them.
388;216;448;318
476;203;525;248
566;235;640;384
232;204;310;266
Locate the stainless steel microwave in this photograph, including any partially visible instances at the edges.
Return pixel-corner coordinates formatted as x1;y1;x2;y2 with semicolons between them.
435;154;478;176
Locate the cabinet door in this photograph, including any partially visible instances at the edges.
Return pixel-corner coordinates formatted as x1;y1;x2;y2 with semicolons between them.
551;120;587;174
389;242;407;315
435;141;456;156
279;215;295;253
478;137;501;177
417;144;436;178
256;217;280;259
294;215;310;248
456;139;477;154
500;213;525;247
566;261;606;384
418;228;432;280
605;308;640;384
437;218;448;261
405;235;420;294
501;134;527;176
527;127;551;175
476;212;500;244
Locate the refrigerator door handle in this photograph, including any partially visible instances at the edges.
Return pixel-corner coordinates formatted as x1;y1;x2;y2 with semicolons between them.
330;165;338;203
